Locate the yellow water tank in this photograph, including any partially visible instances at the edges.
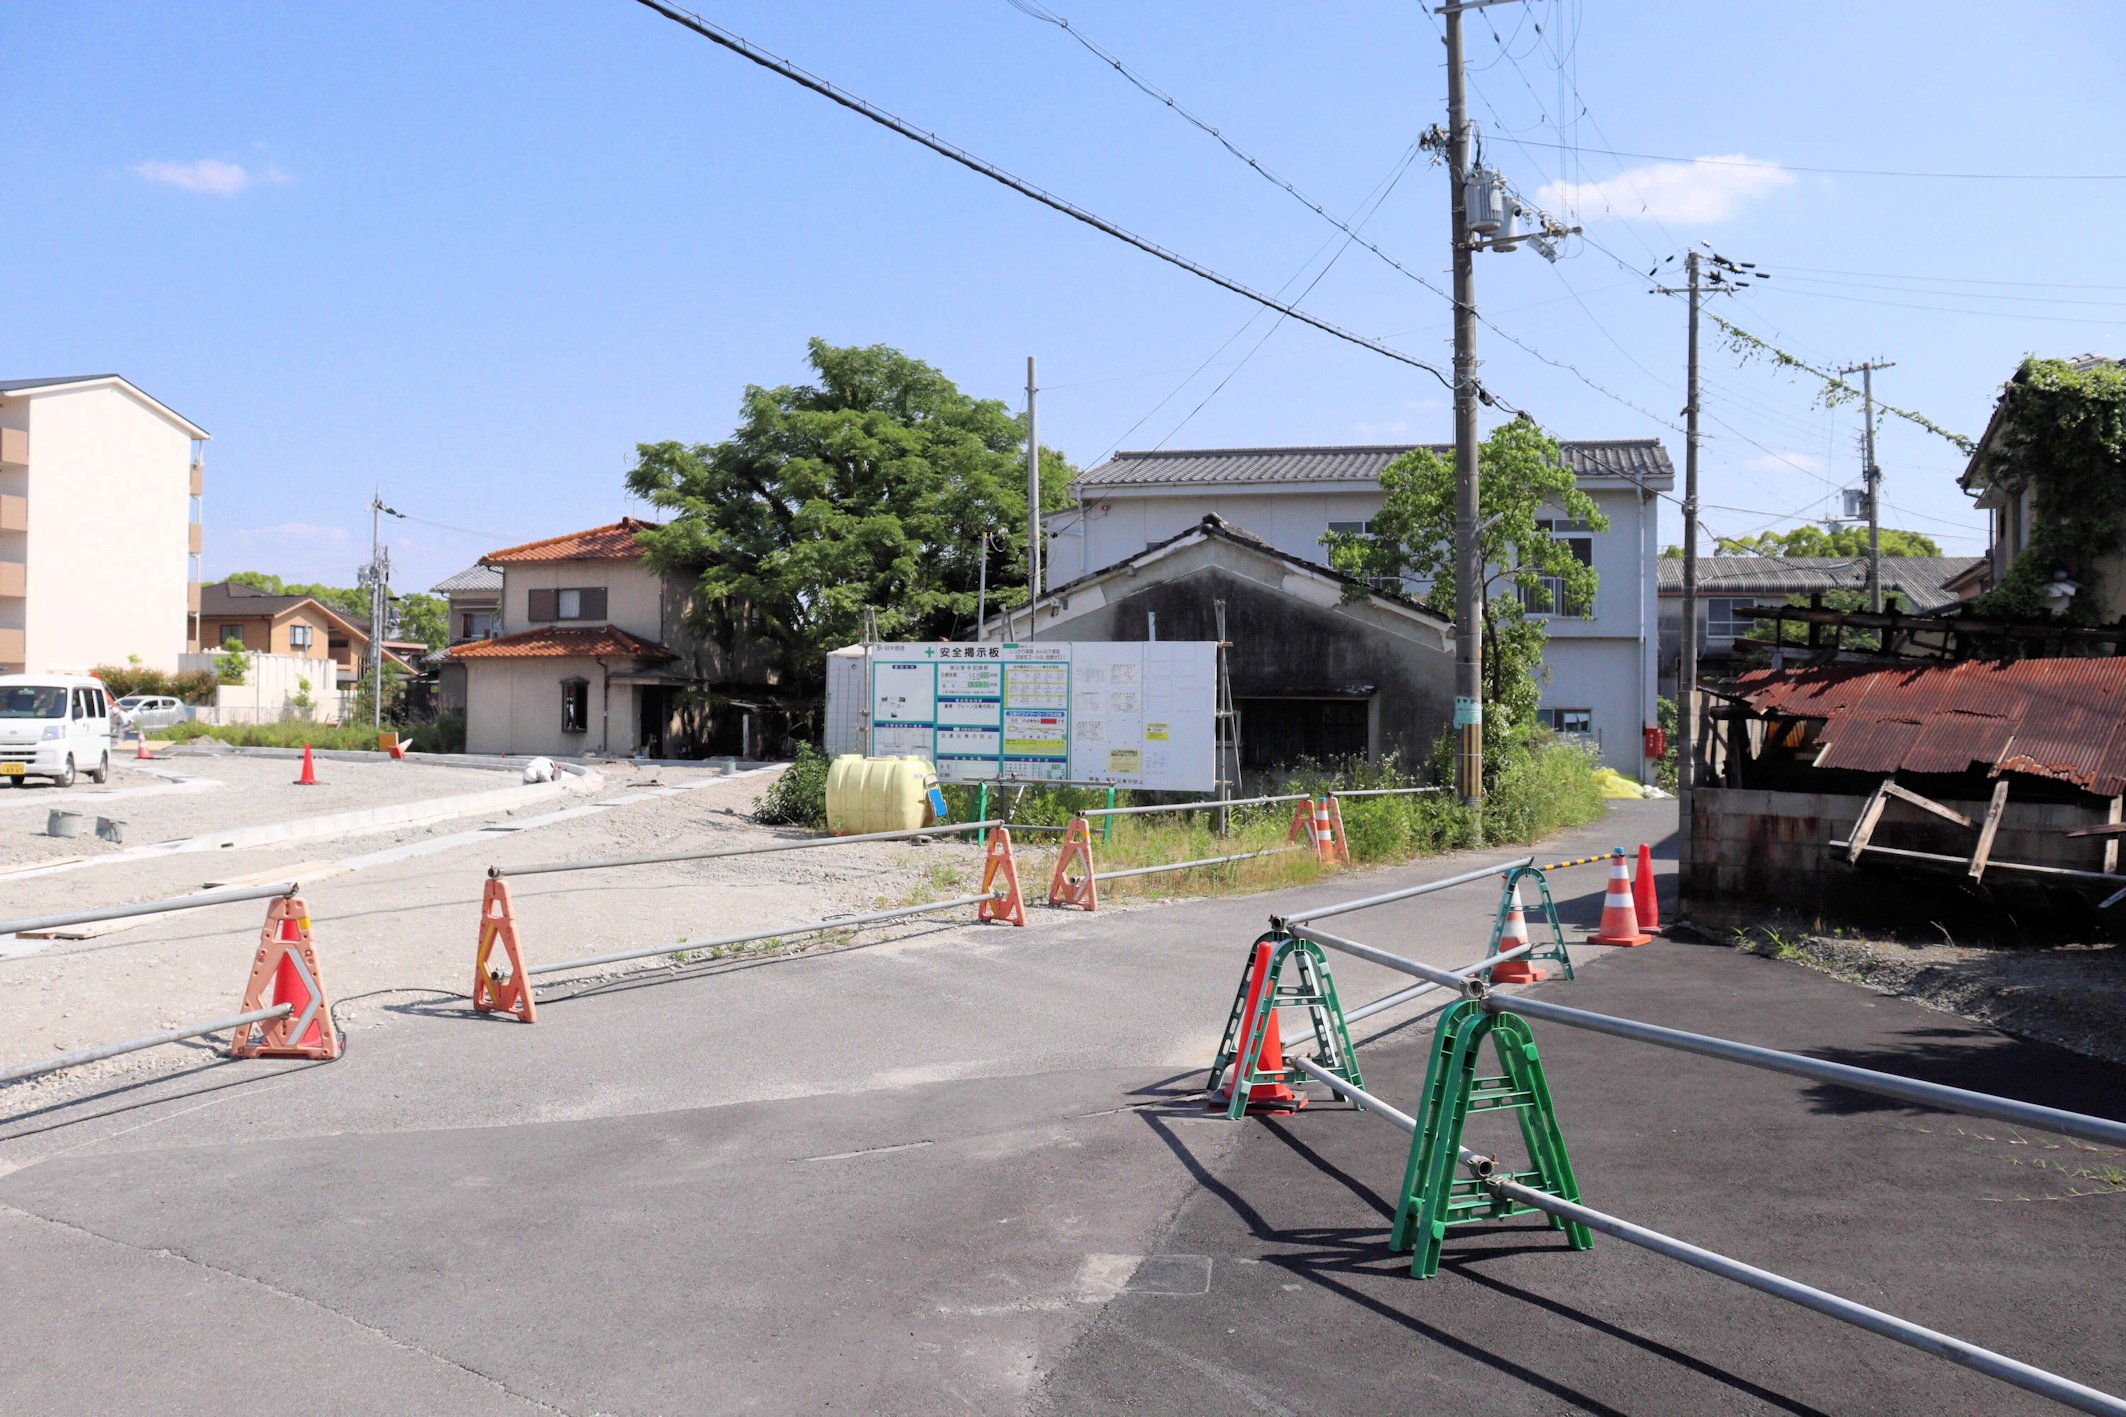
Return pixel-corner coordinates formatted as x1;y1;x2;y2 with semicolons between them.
825;755;943;835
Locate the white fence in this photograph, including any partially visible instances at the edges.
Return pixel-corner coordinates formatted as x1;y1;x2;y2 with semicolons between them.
179;650;347;725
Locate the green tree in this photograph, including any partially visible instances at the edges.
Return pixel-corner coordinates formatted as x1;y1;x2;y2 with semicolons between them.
393;592;447;652
226;571;371;620
1710;525;1942;558
1322;417;1606;733
226;572;447;651
215;638;250;685
625;339;1074;697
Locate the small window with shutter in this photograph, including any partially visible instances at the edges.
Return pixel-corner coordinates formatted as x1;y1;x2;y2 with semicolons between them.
528;589;558;622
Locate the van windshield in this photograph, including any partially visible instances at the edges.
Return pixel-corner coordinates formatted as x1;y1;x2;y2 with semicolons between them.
0;687;68;720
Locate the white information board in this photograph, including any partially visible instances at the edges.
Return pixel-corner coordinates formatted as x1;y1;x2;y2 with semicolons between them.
865;642;1216;791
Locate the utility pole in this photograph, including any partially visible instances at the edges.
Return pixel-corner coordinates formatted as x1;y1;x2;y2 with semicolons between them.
1839;360;1893;613
359;493;402;731
1026;356;1042;618
1678;252;1703;903
1443;0;1483;815
976;530;989;641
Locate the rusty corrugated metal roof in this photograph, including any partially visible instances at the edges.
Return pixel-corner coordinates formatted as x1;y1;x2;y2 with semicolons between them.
1733;660;2126;798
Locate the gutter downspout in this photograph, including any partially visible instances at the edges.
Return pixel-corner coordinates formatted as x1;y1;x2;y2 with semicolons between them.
595;656;609;756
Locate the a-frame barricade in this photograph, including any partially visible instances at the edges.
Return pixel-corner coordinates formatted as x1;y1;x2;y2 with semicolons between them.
229;894;343;1060
1390;998;1591;1278
1048;815;1099;911
473;876;537;1023
1483;865;1575;983
977;825;1027;926
1285;799;1319;852
1206;931;1364;1121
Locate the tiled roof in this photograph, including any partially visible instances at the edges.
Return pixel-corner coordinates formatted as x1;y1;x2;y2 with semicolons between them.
431;564;504;595
1074;440;1675;491
1655;556;1983;612
482;517;659;564
198;581;315;618
1734;659;2126;798
446;625;677;661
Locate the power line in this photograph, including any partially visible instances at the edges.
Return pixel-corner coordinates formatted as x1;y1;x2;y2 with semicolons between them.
1499;137;2126;181
632;0;1458;392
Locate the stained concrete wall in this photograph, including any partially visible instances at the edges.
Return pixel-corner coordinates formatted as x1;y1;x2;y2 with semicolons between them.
1686;784;2122;936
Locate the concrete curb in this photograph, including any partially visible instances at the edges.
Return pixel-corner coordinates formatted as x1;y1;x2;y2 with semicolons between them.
169;779;574;854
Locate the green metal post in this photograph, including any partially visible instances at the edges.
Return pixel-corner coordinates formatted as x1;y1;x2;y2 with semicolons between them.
1103;785;1116;843
976;782;989;824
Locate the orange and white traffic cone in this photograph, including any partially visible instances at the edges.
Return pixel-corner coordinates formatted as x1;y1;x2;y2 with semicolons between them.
134;732;156;761
1221;940;1304;1114
1633;842;1661;934
1489;879;1549;983
293;744;319;786
1590;849;1653;946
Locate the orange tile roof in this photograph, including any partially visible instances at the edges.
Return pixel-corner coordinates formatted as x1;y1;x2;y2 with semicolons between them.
447;625;677;662
483;517;660;564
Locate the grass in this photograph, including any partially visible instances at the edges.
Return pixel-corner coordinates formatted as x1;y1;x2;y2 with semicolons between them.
165;719;399;751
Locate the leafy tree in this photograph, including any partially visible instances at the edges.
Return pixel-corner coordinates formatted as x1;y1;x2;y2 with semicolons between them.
625;339;1074;698
1322;417;1605;735
215;638;250;685
1711;525;1942;558
392;593;447;652
226;571;370;620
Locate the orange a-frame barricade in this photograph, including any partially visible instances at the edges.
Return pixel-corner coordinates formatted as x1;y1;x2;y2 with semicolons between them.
473;876;537;1023
977;825;1028;926
228;894;343;1060
1286;799;1318;851
1048;816;1099;911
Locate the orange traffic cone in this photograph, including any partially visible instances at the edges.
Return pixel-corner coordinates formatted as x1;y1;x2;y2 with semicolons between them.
1322;794;1351;866
473;877;536;1023
1048;816;1099;911
228;895;342;1060
1489;879;1549;983
1633;843;1661;934
134;732;156;761
1221;940;1304;1113
1590;849;1653;946
977;825;1027;927
293;744;319;786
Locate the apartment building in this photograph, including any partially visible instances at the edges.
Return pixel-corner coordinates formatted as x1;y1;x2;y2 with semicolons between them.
1046;440;1675;780
0;374;208;673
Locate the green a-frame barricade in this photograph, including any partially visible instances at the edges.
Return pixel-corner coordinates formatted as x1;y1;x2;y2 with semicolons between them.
1391;997;1592;1279
1206;931;1363;1122
1481;865;1576;982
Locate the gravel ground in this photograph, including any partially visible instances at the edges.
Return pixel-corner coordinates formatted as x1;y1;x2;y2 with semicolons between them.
0;750;519;865
1723;922;2126;1066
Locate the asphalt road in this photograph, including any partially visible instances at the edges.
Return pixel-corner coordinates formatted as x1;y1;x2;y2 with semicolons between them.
7;799;2119;1414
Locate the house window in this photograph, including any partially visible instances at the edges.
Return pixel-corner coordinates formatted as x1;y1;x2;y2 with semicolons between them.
218;623;246;646
461;610;497;640
1522;519;1595;617
1542;707;1594;737
1327;520;1372;536
1705;598;1758;642
289;624;313;650
560;677;589;734
528;587;607;623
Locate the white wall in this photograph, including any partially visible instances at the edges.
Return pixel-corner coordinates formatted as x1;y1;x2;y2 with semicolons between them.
465;655;613;756
180;649;341;723
500;560;665;640
19;384;196;673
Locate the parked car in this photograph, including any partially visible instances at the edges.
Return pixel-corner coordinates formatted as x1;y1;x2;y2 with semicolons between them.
0;674;114;788
114;694;186;733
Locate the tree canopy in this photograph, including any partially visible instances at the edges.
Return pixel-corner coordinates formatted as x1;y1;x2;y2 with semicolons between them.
625;339;1073;696
1660;525;1944;559
1322;417;1605;734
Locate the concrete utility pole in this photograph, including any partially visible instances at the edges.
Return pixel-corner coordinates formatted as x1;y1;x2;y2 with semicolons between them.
1025;356;1042;616
360;493;401;731
1678;252;1703;900
1839;360;1894;613
1443;0;1483;813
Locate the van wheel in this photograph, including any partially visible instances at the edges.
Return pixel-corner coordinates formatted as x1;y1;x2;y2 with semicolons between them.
54;756;75;789
90;752;109;785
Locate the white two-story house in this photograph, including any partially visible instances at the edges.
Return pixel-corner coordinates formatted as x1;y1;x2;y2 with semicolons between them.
1045;441;1674;779
447;518;692;757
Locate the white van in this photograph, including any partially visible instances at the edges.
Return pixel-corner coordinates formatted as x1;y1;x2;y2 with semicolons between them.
0;674;114;788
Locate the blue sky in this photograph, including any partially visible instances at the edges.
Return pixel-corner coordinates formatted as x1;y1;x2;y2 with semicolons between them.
7;1;2123;592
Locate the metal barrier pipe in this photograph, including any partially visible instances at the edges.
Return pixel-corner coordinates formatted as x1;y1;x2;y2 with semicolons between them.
1290;1062;2126;1415
0;881;300;939
1098;844;1306;882
1494;994;2126;1151
527;892;1004;976
1328;786;1446;799
1288;1055;1419;1132
1533;852;1614;873
1489;1180;2126;1417
1078;793;1310;820
1342;980;1443;1025
1289;924;1475;992
0;1004;292;1087
493;820;1004;880
1283;857;1531;925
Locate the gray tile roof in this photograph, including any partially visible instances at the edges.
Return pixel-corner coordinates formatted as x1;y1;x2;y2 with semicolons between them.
1074;440;1675;491
1655;556;1983;612
431;564;504;595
